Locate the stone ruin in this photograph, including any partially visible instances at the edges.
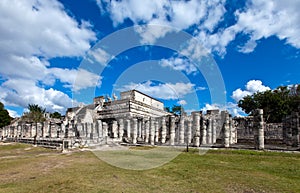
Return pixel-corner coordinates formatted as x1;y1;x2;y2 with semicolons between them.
0;90;299;150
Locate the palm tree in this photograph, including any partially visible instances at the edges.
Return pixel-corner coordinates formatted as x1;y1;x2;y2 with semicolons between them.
23;104;46;143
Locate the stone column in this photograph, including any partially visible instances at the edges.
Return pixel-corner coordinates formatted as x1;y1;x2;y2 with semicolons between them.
154;120;159;144
186;118;192;144
229;117;234;144
102;122;108;144
212;119;217;144
126;119;131;138
292;112;300;147
118;119;124;139
97;120;103;138
144;118;150;143
141;119;145;141
201;118;207;145
138;119;142;139
254;109;264;150
112;121;118;138
169;116;175;146
207;118;212;144
91;122;97;140
102;122;108;138
223;112;230;148
150;118;155;145
86;123;92;139
132;118;138;144
192;112;200;147
179;116;185;144
161;117;167;144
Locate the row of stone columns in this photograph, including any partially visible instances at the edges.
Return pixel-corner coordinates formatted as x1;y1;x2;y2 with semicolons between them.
0;112;238;148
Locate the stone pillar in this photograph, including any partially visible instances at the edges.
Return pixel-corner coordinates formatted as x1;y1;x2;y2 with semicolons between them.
91;122;97;140
254;109;264;150
154;120;159;144
97;120;103;138
150;118;155;145
292;112;300;147
102;122;108;138
161;117;167;144
126;119;131;138
86;123;92;139
102;122;108;144
112;121;118;138
212;119;217;144
201;118;207;145
229;117;234;144
132;118;138;144
179;116;185;144
118;119;124;139
186;118;192;144
141;119;145;141
223;112;230;148
207;118;212;144
138;119;142;139
192;112;200;147
169;116;175;146
144;119;150;143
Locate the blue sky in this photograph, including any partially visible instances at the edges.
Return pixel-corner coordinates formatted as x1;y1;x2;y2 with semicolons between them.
0;0;299;117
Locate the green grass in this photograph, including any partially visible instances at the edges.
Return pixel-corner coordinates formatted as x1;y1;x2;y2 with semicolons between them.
0;143;299;193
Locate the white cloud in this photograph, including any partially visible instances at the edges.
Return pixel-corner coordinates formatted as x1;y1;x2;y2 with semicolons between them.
235;0;300;52
177;100;187;106
48;68;102;92
98;0;226;44
87;48;113;65
159;57;197;75
0;0;97;114
200;102;245;117
232;80;270;102
117;81;196;100
99;0;300;56
7;109;20;118
0;79;74;114
0;0;96;58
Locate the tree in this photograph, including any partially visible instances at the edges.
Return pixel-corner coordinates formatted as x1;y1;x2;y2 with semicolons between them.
50;111;62;119
171;105;184;115
238;85;300;123
0;102;12;128
22;104;46;141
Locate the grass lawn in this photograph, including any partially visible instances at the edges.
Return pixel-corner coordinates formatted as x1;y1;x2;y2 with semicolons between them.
0;142;299;193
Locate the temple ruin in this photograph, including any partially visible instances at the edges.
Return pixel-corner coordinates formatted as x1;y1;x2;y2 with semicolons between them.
1;90;299;150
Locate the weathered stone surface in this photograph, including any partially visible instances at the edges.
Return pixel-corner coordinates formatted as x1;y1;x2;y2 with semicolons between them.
169;116;175;146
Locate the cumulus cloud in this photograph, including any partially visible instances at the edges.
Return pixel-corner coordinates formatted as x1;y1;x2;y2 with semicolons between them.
48;68;101;92
7;109;20;118
0;0;97;113
200;102;245;117
0;79;75;114
0;0;96;58
117;81;196;100
86;48;113;65
232;80;271;102
177;100;187;106
159;57;197;75
98;0;300;56
98;0;226;44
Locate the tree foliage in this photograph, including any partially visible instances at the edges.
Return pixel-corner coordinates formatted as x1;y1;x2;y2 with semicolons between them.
23;104;46;123
50;111;62;119
165;105;184;115
238;85;300;123
0;102;12;128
